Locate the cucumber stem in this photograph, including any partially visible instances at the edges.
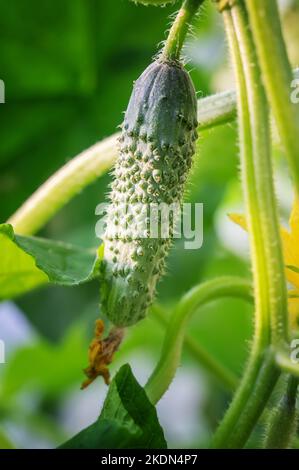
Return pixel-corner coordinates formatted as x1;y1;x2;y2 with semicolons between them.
151;303;240;392
264;375;298;449
145;277;252;404
213;0;287;447
162;0;204;61
245;0;299;194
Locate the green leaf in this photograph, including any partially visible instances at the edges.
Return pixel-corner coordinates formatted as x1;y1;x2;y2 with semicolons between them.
59;419;139;450
0;223;100;300
60;364;167;449
0;324;87;399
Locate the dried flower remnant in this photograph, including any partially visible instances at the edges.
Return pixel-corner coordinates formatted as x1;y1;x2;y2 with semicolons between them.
81;320;125;389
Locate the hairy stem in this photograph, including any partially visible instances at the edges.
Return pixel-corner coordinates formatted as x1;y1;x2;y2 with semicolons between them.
228;351;279;448
245;0;299;193
152;304;239;391
263;374;298;449
162;0;205;61
213;1;287;447
145;276;252;405
7;135;118;236
212;8;268;448
233;3;288;347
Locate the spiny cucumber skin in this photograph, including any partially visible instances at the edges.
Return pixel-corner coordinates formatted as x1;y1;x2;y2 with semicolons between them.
100;60;198;327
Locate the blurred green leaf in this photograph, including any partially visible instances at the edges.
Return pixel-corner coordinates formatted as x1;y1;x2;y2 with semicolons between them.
60;364;167;449
0;430;15;449
0;224;100;300
0;0;96;98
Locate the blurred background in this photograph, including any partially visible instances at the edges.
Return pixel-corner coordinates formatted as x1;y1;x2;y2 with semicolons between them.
0;0;298;449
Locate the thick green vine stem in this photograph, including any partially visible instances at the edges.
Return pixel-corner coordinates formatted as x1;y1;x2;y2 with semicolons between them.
245;0;299;194
263;375;298;449
228;351;280;448
162;0;205;61
233;3;288;348
211;7;268;448
212;1;287;448
7;135;118;236
151;303;239;391
145;276;252;405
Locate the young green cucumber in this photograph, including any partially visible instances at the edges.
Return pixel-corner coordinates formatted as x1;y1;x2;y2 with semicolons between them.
101;59;198;327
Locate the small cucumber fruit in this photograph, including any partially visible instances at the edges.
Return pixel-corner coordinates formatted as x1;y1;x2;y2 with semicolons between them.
101;59;198;327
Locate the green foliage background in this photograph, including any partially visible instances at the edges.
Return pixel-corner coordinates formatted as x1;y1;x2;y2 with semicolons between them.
0;0;298;449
